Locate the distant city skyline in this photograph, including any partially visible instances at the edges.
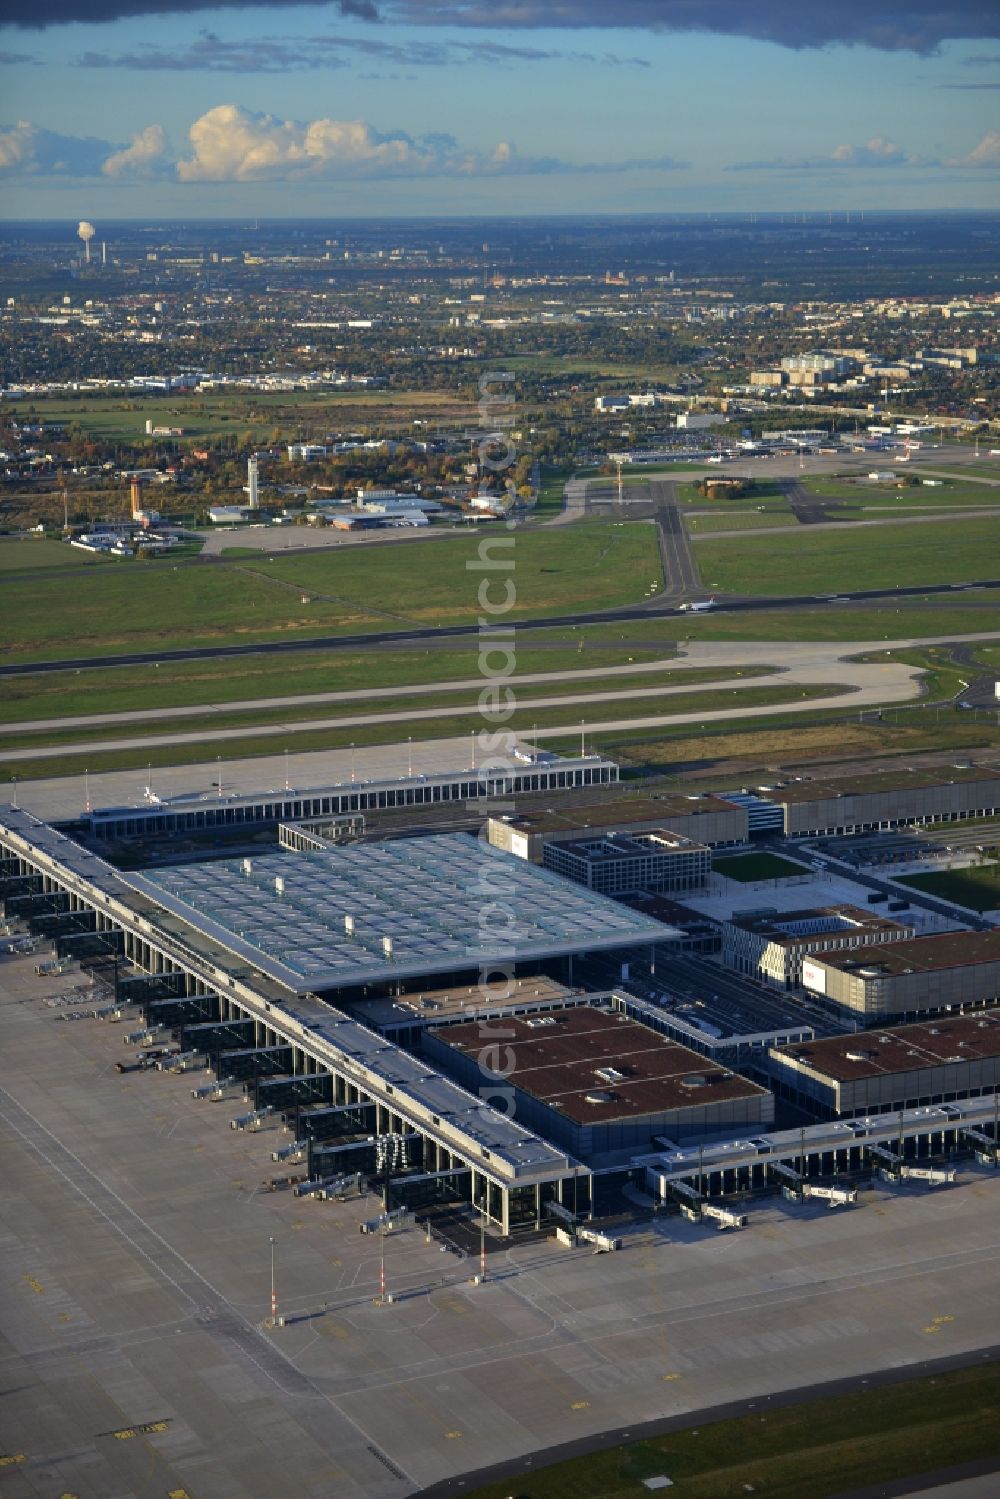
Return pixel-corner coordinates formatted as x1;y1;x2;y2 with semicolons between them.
0;0;997;217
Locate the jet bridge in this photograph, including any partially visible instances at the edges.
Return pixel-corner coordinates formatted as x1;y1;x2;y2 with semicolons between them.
662;1178;747;1230
963;1128;999;1168
869;1144;956;1187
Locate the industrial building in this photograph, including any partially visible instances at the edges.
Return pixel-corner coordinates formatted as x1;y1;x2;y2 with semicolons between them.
488;792;748;862
424;1005;774;1159
768;1010;1000;1119
752;766;1000;838
801;930;1000;1021
722;904;914;990
542;829;710;896
86;755;619;842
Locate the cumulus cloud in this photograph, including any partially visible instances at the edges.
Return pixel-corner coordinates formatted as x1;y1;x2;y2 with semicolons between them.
5;0;1000;53
174;102;686;181
949;128;1000;165
102;122;168;176
0;118;113;175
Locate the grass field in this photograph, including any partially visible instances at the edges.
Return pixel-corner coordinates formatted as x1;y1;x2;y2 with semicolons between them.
13;388;477;445
713;852;808;881
686;511;790;533
694;515;1000;597
0;680;837;779
801;475;1000;507
898;863;1000;912
0;537;115;572
0;642;691;726
0;519;661;664
462;1362;1000;1499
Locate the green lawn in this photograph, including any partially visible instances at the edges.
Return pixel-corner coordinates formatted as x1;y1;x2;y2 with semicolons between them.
0;519;661;664
686;511;789;533
695;515;1000;596
462;1362;1000;1499
898;863;1000;912
0;537;113;572
713;852;809;881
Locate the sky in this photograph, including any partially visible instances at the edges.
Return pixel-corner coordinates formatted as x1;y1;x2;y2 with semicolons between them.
0;0;997;217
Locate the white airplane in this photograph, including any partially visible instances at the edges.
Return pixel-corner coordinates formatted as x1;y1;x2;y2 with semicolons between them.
678;595;717;613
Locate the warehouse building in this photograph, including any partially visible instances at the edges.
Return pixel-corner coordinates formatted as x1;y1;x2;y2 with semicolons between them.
768;1010;1000;1118
489;792;748;862
755;766;1000;838
801;930;1000;1020
425;1005;774;1159
542;829;710;896
722;904;914;990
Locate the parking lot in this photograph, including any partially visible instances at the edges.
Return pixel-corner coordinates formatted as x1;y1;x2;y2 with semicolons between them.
4;949;1000;1498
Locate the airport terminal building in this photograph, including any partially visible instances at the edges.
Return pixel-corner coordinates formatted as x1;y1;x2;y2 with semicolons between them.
768;1010;1000;1119
0;806;680;1232
801;931;1000;1021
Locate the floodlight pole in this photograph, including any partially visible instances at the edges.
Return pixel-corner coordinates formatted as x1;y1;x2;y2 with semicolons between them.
269;1235;277;1327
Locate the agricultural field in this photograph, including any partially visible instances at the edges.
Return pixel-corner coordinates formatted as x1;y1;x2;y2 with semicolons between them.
0;518;661;664
694;515;1000;596
463;1362;1000;1499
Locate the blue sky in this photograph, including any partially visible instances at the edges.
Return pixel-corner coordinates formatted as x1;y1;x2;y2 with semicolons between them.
0;0;997;216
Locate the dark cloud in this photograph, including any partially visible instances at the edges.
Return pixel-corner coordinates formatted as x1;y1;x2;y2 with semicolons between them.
77;29;649;71
5;0;1000;54
2;0;377;28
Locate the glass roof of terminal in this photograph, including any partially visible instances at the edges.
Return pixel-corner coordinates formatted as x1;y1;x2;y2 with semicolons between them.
135;834;671;992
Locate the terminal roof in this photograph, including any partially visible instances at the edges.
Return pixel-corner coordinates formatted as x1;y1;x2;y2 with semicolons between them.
814;929;1000;977
132;834;674;994
437;1005;767;1125
773;1009;1000;1080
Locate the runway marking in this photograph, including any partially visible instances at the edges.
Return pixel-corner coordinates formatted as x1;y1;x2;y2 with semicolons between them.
444;1431;462;1440
663;1373;682;1382
571;1400;590;1410
23;1273;45;1294
0;1454;27;1468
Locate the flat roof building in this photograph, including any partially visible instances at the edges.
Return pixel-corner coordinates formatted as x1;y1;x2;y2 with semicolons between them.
131;834;675;996
87;755;619;842
755;766;1000;838
801;930;1000;1020
542;829;710;897
489;792;747;861
346;975;578;1044
722;904;914;990
425;1005;774;1159
768;1010;1000;1118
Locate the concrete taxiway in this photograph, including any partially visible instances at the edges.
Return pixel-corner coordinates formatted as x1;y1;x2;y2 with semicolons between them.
3;953;1000;1498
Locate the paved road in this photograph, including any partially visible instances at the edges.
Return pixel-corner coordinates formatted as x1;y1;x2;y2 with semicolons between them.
6;631;1000;766
4;579;1000;679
